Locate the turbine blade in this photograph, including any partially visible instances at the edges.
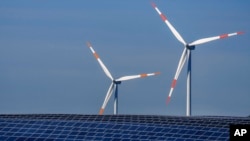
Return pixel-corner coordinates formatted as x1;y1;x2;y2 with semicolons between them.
99;83;115;115
87;42;113;80
151;2;186;45
189;31;244;46
116;72;160;81
167;48;188;105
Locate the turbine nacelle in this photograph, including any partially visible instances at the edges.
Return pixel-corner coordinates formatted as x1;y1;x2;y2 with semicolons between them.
113;80;122;84
186;45;195;50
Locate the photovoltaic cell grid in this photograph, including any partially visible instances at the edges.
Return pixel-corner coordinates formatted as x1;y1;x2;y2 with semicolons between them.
0;114;249;141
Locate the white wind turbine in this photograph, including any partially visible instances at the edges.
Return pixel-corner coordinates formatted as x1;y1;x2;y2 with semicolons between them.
87;42;160;115
151;2;243;116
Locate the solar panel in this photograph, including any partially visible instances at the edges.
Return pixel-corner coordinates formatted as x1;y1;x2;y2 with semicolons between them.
0;114;249;140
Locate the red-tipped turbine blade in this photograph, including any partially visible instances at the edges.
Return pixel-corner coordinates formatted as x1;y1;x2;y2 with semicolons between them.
166;96;171;105
151;2;186;45
99;83;115;115
189;31;244;46
99;108;104;115
116;72;160;81
87;42;113;80
167;48;188;105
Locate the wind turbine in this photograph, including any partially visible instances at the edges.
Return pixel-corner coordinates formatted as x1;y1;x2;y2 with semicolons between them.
87;42;160;115
151;2;243;116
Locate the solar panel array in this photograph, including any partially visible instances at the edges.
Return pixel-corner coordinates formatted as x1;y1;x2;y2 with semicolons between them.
0;114;249;141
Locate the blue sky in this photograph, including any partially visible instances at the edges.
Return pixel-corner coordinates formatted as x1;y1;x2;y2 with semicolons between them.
0;0;249;116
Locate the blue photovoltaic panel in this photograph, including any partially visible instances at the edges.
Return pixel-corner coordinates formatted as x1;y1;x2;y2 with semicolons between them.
0;114;250;140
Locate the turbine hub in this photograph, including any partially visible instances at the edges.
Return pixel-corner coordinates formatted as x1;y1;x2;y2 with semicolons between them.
186;45;195;50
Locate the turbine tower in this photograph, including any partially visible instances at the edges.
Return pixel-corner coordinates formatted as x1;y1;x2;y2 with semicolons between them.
87;42;160;115
151;2;243;116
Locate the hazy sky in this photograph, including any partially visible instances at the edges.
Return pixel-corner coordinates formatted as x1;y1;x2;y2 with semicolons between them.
0;0;249;116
